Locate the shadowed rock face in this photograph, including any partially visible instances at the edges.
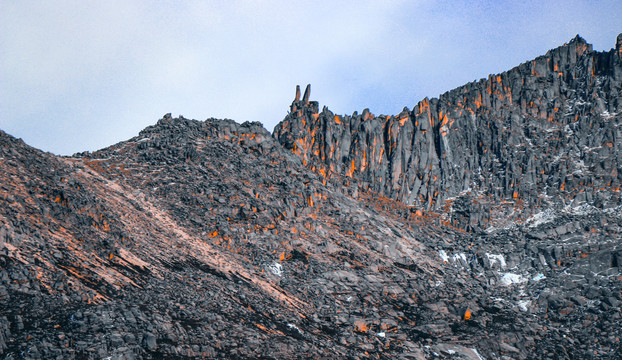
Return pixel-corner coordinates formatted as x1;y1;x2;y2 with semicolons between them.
0;35;621;359
275;35;622;231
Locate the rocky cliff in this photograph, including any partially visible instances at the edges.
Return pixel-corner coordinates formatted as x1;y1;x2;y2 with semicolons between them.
275;35;622;231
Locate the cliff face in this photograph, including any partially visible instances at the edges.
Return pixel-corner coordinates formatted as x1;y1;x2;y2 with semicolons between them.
275;35;622;230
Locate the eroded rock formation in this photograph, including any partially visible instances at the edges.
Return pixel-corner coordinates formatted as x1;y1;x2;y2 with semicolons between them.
276;35;622;231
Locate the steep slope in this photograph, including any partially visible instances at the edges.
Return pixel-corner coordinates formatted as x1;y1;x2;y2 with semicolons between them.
2;118;456;358
275;35;622;231
0;125;323;358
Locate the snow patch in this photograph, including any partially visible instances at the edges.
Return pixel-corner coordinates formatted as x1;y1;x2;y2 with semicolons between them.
486;253;506;269
439;250;469;267
500;273;526;286
452;253;467;265
564;203;598;216
604;205;622;216
439;250;449;263
268;262;283;277
532;273;546;282
377;332;386;338
517;299;531;311
471;348;486;360
526;209;557;228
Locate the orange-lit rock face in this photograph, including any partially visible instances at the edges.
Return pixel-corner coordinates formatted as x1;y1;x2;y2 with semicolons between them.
464;308;472;320
354;320;369;333
275;35;621;231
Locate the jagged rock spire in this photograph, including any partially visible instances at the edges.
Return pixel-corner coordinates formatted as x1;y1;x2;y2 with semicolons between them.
569;34;586;44
302;84;310;104
288;84;319;114
276;33;622;215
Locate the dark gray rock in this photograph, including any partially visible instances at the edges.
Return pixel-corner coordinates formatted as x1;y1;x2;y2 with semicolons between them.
0;34;621;360
275;35;622;228
143;332;156;351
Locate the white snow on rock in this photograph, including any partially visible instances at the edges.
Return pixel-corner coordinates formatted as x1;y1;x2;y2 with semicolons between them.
439;250;449;263
604;205;622;216
486;253;506;269
439;250;469;267
472;348;485;360
564;203;598;216
601;110;615;119
517;299;531;312
532;273;546;281
452;253;467;265
268;262;283;277
500;273;526;286
287;323;302;334
526;209;557;228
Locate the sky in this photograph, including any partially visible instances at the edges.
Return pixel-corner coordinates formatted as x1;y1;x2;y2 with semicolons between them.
1;1;621;155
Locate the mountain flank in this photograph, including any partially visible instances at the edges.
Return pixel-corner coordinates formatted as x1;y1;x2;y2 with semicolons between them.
0;34;621;359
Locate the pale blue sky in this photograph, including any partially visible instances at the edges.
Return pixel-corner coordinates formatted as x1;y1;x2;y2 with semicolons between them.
1;1;620;155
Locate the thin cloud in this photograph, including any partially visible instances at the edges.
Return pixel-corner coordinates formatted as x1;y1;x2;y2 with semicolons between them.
1;0;620;154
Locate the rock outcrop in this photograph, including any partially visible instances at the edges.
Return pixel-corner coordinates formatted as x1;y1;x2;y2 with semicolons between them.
275;35;622;231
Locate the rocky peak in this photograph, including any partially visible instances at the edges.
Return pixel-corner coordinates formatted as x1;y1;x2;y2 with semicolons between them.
569;33;586;44
275;35;622;230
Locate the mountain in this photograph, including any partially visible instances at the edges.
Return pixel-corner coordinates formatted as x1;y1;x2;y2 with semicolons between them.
1;34;621;359
276;35;622;232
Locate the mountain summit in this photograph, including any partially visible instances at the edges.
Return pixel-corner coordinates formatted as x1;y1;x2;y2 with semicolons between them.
1;35;621;359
